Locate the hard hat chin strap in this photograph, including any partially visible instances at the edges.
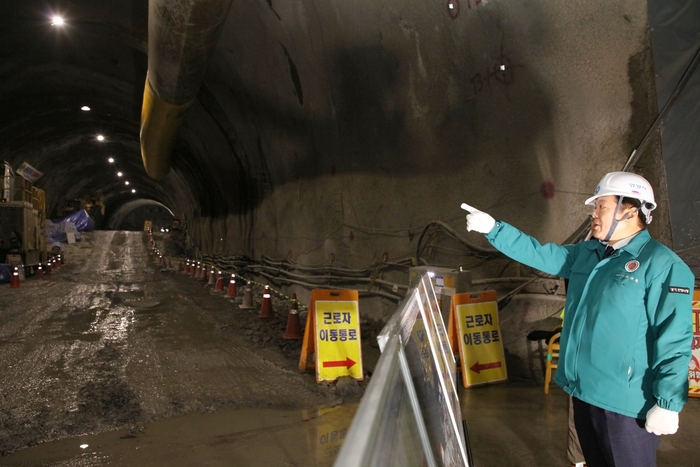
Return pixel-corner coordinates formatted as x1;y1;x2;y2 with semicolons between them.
602;197;640;243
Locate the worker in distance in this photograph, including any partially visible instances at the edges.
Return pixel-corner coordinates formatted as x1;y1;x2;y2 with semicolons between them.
462;171;694;467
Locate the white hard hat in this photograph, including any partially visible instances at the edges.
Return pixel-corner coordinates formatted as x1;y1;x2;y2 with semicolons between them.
585;172;657;210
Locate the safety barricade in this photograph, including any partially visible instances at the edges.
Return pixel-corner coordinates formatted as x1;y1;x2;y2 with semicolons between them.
334;272;473;467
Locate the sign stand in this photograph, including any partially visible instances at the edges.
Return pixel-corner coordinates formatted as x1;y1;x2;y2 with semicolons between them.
298;289;364;383
448;290;508;388
690;291;700;397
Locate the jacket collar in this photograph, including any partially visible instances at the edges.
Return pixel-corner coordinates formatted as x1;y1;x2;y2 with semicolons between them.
616;229;651;258
584;229;651;258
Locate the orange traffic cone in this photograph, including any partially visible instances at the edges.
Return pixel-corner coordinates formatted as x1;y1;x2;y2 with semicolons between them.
53;257;60;270
240;282;256;309
207;267;216;286
46;262;52;275
283;293;303;339
58;254;63;265
214;272;224;292
192;262;200;277
201;264;209;282
225;274;237;298
259;282;273;318
10;266;20;288
36;264;44;278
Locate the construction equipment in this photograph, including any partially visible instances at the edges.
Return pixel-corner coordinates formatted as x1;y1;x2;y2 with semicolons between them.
1;161;47;269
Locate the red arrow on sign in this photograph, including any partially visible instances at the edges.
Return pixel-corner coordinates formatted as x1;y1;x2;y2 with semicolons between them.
470;361;502;374
323;357;356;369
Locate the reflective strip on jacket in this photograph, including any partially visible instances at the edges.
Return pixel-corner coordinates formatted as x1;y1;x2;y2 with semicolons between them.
485;221;694;418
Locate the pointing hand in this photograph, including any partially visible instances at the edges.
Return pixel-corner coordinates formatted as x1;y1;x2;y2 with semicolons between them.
461;203;496;234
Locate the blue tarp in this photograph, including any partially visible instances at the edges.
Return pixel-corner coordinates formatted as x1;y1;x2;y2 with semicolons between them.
47;209;94;246
0;264;10;283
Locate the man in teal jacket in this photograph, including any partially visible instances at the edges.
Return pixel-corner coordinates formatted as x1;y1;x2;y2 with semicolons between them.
462;172;694;467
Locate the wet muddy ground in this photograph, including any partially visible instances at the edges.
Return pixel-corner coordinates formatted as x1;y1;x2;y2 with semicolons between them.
0;231;371;463
2;231;699;466
0;403;360;466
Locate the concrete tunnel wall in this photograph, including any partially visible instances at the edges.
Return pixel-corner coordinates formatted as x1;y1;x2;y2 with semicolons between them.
151;0;667;380
170;2;664;277
177;0;665;258
0;0;671;381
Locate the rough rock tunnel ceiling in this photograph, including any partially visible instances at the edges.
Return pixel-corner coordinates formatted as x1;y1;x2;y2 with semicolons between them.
1;1;697;260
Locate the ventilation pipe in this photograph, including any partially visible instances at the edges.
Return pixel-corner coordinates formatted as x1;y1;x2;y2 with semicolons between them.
141;0;234;180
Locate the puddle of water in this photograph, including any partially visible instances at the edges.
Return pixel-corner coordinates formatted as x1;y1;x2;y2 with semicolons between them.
0;404;359;467
128;299;161;309
54;332;102;342
37;308;97;339
0;339;24;346
113;290;161;309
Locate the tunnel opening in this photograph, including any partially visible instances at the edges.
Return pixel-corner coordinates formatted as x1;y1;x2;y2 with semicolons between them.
106;198;175;231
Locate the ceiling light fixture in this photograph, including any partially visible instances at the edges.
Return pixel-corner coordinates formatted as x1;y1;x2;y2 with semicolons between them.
96;134;105;142
117;172;123;177
108;157;115;163
131;189;136;193
81;106;90;111
125;181;130;185
51;15;65;26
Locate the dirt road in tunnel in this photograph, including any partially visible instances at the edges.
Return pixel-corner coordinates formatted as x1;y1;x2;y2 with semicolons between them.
0;231;356;463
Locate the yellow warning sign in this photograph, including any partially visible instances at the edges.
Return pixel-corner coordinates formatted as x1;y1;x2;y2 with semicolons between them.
451;291;507;388
298;289;363;383
690;292;700;398
315;299;363;382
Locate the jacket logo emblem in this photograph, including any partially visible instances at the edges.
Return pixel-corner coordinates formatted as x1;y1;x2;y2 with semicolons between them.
625;260;640;272
669;286;690;294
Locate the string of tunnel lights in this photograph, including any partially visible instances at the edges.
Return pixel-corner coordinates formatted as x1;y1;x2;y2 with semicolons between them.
106;151;137;194
51;13;138;196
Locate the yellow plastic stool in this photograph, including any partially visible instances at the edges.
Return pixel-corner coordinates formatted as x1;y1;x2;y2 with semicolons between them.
544;332;561;394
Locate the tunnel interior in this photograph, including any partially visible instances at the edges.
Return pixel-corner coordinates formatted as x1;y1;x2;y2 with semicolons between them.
2;1;700;462
2;0;699;304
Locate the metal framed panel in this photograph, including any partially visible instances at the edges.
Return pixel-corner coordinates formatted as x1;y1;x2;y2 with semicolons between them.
337;273;470;466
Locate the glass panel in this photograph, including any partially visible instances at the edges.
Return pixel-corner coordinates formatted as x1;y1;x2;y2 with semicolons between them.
334;335;429;467
335;273;470;467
